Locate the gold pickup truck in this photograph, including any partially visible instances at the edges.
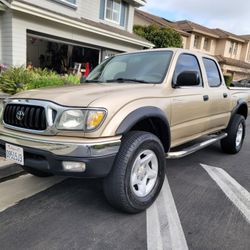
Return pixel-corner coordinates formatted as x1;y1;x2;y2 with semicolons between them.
0;49;249;213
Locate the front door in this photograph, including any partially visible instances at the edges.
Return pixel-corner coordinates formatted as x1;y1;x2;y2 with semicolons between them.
170;53;210;147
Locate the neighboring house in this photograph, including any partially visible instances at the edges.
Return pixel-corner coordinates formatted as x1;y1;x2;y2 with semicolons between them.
0;0;152;73
134;9;250;80
134;9;190;48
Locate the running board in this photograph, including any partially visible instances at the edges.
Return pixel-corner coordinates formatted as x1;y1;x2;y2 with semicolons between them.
166;133;228;159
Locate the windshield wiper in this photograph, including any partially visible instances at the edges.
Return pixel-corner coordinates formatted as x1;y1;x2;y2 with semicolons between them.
105;78;150;83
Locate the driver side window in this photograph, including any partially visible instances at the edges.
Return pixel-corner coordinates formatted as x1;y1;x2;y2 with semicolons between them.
173;54;203;86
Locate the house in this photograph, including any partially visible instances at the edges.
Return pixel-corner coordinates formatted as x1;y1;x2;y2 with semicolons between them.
134;9;250;80
134;9;190;48
0;0;152;73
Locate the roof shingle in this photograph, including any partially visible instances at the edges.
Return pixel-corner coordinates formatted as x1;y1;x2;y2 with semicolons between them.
135;9;190;37
215;55;250;69
211;29;246;42
173;20;219;38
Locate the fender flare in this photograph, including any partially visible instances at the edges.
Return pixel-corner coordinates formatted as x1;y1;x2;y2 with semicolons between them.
227;99;248;130
116;106;171;151
231;99;248;119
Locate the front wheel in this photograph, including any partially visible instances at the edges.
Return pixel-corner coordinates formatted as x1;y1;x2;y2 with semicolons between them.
221;114;246;154
103;131;166;213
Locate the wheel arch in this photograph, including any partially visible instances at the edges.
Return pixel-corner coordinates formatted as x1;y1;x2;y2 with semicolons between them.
116;107;171;152
232;99;248;120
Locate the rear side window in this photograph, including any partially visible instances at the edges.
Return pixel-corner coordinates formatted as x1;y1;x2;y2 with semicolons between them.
173;54;203;86
203;58;221;87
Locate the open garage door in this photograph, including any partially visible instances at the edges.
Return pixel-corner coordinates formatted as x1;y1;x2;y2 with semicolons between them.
27;32;100;75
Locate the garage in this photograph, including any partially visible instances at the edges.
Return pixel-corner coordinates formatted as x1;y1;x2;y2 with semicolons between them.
27;32;100;75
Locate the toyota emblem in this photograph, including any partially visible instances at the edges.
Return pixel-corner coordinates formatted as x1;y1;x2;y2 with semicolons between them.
16;110;25;121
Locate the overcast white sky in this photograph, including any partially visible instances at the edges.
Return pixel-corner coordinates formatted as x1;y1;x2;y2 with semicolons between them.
142;0;250;35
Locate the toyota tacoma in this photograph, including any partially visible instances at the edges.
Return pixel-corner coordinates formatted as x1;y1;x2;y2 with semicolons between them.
0;49;249;213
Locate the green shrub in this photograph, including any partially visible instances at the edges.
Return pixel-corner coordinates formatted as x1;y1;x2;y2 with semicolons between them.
63;74;80;85
133;24;183;48
26;74;64;90
0;67;80;94
224;75;233;87
0;67;32;94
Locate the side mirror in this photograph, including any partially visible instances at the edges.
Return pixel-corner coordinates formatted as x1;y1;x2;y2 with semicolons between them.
175;71;200;87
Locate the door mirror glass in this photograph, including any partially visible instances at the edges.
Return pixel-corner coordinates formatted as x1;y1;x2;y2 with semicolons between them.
175;71;200;87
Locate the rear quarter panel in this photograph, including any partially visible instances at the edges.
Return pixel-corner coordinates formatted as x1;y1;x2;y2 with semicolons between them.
229;87;250;112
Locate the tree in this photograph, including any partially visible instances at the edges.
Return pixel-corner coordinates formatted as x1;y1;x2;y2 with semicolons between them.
133;24;183;48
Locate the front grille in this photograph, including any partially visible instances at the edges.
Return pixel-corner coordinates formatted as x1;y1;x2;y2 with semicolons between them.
3;104;47;130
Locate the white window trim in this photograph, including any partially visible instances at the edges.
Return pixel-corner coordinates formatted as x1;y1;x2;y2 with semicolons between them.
53;0;77;8
104;0;122;25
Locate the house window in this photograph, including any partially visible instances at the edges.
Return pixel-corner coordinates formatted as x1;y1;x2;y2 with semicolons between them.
194;35;201;49
65;0;76;4
203;38;210;51
54;0;77;7
229;41;234;54
229;42;238;56
105;0;122;23
234;43;238;55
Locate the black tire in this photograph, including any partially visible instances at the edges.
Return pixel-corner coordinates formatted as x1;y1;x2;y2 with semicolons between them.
221;114;246;154
103;131;166;213
21;166;53;177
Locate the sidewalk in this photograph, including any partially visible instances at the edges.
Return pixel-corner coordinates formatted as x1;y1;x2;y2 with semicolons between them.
0;157;24;180
0;91;9;100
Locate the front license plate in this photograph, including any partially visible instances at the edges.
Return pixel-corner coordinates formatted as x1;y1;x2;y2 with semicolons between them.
5;143;24;165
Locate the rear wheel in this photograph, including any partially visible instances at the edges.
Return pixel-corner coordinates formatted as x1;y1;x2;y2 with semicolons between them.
103;131;166;213
21;166;53;177
221;114;246;154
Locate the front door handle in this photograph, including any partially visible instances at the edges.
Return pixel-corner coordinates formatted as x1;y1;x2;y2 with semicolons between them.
223;93;228;98
203;95;209;101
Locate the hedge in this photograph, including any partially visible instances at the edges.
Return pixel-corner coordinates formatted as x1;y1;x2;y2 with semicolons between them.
0;67;80;95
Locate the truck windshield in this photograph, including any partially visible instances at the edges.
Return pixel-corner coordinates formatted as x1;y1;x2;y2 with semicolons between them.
85;51;173;84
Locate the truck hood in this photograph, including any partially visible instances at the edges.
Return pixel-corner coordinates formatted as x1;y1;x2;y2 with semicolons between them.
10;83;159;107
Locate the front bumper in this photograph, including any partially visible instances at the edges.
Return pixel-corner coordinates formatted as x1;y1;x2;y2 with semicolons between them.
0;131;121;178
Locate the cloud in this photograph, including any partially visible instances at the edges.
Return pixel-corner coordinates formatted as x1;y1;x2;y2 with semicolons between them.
142;0;250;35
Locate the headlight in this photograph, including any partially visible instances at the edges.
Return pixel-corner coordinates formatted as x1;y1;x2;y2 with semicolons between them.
57;110;86;130
57;109;106;131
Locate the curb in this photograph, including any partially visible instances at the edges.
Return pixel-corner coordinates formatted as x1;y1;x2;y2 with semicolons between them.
0;92;10;105
0;159;24;181
0;92;10;99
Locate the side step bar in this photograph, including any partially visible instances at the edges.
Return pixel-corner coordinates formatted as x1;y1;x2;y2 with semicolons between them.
166;133;228;159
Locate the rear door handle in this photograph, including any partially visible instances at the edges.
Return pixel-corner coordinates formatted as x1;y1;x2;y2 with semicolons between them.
203;95;209;101
223;93;228;98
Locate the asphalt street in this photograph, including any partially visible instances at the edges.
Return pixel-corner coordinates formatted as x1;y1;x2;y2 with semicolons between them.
0;120;250;250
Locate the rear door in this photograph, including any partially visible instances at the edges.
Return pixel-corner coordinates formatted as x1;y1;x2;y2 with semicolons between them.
202;57;231;132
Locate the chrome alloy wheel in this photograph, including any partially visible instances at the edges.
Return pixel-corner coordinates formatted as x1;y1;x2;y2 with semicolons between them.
236;123;243;147
130;149;158;198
